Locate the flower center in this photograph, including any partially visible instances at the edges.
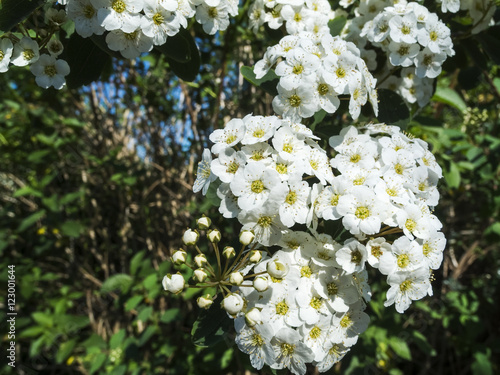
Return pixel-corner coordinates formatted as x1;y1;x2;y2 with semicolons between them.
285;191;297;205
423;54;433;66
251;180;264;194
429;31;438;41
253;129;265;138
208;7;218;18
423;242;431;256
276;301;289;315
300;266;312;278
293;64;304;75
351;250;363;265
327;282;338;295
23;49;35;61
355;206;370;219
0;50;5;61
350;154;361;163
153;12;164;25
394;163;404;174
397;254;410;268
309;159;318;170
226;161;239;174
309;326;322;339
405;218;417;232
276;163;288;174
83;4;95;18
336;67;346;78
386;188;397;197
371;246;382;259
289;94;301;107
124;31;137;40
400;279;413;292
330;194;339;206
112;0;126;13
225;134;237;144
281;343;295;356
398;45;409;56
401;24;411;35
310;297;323;310
317;83;329;96
251;333;264;347
340;313;352;328
251;150;264;161
44;65;57;77
257;216;272;228
353;177;365;185
282;142;293;153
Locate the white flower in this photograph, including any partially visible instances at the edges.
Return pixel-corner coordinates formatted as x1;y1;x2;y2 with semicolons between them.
335;238;368;274
241;115;281;145
67;0;105;37
92;0;144;32
419;231;446;270
162;273;185;294
11;37;39;67
270;327;315;375
193;148;217;195
105;19;154;58
172;250;187;264
272;84;317;122
193;268;208;282
239;204;286;246
389;13;418;44
239;230;256;245
314;269;359;312
378;236;424;276
0;38;14;73
230;162;282;211
194;254;207;267
195;3;230;34
366;237;391;269
272;126;308;162
253;276;269;292
262;284;302;330
182;228;199;245
235;319;275;370
329;301;369;346
275;47;319;90
278;177;311;227
388;41;420;67
47;39;64;57
384;266;430;313
315;341;350;372
46;8;68;25
211;148;246;183
209;118;245;155
245;307;263;327
197;294;214;309
217;183;239;218
142;0;181;45
415;47;446;79
30;54;70;90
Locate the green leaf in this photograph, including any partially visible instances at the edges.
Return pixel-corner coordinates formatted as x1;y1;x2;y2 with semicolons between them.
160;308;181;323
137;325;157;347
130;250;146;275
60;190;84;205
143;273;158;290
101;274;133;294
0;0;45;32
388;337;412;361
89;352;107;374
110;365;127;375
136;306;153;322
471;351;493;375
432;87;467;113
444;162;461;189
32;312;53;327
18;210;46;232
60;220;83;238
328;16;347;36
377;89;410;128
66;33;112;88
56;339;77;364
125;295;143;311
19;326;45;338
159;28;200;81
191;295;232;347
13;186;43;198
240;66;279;96
27;149;51;163
109;329;126;349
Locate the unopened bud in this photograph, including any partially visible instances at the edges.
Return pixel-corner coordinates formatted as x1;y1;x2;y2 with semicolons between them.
172;250;187;265
229;271;244;286
207;229;221;243
223;246;236;259
182;229;199;246
222;293;244;316
194;254;207;268
245;308;262;327
249;250;262;263
162;273;185;294
197;294;213;309
239;230;255;245
267;259;289;279
193;268;208;283
253;276;269;292
197;216;212;230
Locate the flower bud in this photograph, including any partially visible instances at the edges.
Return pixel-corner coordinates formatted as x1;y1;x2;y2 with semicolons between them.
249;250;262;263
162;273;185;294
194;254;207;268
245;308;262;327
253;276;269;292
196;216;212;230
222;293;244;316
239;230;255;246
229;271;244;286
223;246;236;259
182;229;199;246
172;250;187;265
267;259;289;279
207;229;221;243
193;268;208;283
197;294;213;309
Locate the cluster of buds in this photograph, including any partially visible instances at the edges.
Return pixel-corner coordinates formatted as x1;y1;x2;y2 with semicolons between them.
163;216;271;314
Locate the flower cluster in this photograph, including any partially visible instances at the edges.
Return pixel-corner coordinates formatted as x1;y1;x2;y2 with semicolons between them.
0;9;70;89
67;0;237;59
254;31;378;121
247;0;335;35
